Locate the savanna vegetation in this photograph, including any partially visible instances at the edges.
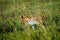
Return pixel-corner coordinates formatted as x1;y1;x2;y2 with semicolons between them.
0;0;60;40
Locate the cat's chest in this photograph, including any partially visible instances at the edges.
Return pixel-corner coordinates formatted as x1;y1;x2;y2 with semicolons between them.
25;18;39;25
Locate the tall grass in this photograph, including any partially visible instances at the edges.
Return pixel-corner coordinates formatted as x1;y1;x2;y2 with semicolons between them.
0;0;60;40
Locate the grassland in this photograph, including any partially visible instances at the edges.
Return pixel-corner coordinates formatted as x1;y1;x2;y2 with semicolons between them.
0;0;60;40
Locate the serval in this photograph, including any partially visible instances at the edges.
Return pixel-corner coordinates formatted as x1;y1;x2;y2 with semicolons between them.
20;16;45;29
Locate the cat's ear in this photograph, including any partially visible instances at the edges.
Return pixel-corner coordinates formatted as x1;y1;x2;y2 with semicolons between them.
20;16;24;21
21;16;24;18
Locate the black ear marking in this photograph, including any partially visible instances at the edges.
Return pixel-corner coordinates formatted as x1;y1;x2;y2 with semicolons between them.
21;15;24;18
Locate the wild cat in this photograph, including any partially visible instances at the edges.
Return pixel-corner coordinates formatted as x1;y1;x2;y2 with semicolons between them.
20;16;45;29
